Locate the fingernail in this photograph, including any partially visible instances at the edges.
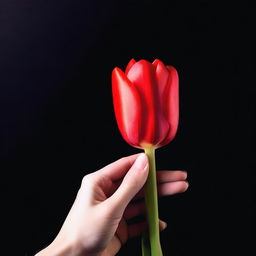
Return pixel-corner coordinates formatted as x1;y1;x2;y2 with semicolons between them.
134;154;148;170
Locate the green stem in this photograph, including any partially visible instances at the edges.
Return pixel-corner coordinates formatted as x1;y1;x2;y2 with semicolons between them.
141;147;163;256
142;232;151;256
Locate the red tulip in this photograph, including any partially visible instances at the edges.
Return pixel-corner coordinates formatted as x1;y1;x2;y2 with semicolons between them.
112;58;179;149
111;58;179;255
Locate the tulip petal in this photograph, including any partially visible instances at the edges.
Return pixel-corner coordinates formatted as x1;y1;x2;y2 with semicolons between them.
152;59;161;68
153;59;169;99
127;60;169;146
160;65;179;146
125;58;136;75
112;67;141;147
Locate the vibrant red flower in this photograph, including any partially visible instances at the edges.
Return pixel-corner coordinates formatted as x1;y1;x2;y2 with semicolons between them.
112;58;179;149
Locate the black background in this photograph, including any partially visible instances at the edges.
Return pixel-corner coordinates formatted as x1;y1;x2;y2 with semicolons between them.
1;0;255;255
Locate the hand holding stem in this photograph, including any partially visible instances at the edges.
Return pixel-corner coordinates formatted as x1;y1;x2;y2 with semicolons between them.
36;154;188;256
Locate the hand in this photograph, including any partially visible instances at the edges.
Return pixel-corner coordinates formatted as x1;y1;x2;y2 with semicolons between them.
36;154;188;256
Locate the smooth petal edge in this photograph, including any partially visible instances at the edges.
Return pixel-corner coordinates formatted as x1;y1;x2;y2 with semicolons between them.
112;67;141;147
160;65;179;146
125;58;136;75
154;59;170;98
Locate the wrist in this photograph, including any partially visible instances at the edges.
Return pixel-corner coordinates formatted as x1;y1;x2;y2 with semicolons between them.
35;238;102;256
35;241;75;256
35;237;82;256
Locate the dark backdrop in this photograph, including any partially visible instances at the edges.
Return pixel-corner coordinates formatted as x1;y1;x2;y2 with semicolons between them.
1;0;255;255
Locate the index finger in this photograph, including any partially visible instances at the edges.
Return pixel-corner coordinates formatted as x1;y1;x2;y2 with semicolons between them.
97;153;142;181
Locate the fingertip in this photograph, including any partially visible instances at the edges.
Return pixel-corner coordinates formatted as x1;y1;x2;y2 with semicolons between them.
159;220;167;231
181;170;188;179
131;154;149;180
133;153;148;171
179;180;189;194
184;180;189;191
179;180;189;193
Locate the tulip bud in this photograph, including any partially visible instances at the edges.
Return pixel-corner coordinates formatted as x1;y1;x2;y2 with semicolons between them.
112;59;179;149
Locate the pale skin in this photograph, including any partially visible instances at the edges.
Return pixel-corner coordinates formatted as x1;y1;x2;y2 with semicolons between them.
36;153;189;256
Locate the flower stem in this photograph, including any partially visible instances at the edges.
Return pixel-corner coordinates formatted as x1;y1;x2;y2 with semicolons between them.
141;147;163;256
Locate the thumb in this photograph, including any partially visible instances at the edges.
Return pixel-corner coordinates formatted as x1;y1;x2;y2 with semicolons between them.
106;153;149;216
